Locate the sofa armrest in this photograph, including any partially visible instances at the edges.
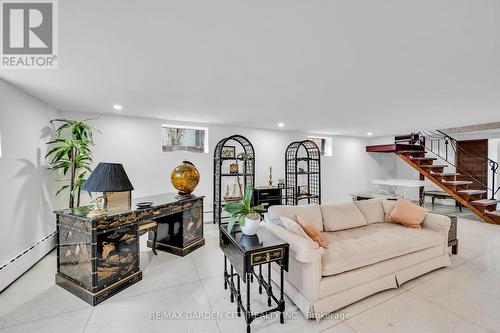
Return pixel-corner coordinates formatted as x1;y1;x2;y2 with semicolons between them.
261;221;325;263
422;213;451;236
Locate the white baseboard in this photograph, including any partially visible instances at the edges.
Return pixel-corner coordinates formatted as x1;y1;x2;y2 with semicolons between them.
204;210;213;224
0;231;57;292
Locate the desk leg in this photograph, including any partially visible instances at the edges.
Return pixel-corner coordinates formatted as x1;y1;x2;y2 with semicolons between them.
246;272;252;333
237;275;241;317
151;225;158;256
279;263;285;324
224;256;228;290
258;265;263;294
230;265;234;303
267;262;272;307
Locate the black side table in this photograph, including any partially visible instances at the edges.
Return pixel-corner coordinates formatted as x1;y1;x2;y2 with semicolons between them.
219;224;289;333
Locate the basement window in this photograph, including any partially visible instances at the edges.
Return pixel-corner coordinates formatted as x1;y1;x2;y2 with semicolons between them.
308;136;333;156
161;124;209;153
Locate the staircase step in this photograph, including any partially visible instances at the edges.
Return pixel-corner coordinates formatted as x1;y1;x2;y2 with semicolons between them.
410;157;437;161
471;199;499;212
471;199;499;206
442;180;473;185
367;143;424;153
420;164;448;169
485;210;500;218
397;150;426;158
397;150;426;154
456;189;487;195
430;172;460;177
485;211;500;224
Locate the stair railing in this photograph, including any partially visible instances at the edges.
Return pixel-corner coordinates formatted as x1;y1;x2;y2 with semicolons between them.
416;130;499;199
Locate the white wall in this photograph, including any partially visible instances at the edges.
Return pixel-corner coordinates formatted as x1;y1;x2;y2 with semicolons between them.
0;79;58;289
57;111;387;210
0;84;393;289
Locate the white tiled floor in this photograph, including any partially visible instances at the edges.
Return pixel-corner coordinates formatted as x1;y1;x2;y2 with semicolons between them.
1;217;500;333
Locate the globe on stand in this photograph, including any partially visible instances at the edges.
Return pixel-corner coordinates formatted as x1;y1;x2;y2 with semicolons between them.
170;161;200;199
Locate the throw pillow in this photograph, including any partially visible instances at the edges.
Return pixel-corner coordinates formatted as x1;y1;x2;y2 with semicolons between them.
354;199;385;224
389;199;427;228
263;212;284;227
382;199;397;223
280;216;309;238
296;215;329;248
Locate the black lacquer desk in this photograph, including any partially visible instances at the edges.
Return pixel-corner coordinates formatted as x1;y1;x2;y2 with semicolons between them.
219;224;289;333
54;193;204;305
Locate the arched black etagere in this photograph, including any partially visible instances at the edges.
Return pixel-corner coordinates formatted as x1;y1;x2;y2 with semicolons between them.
285;140;321;205
213;135;255;224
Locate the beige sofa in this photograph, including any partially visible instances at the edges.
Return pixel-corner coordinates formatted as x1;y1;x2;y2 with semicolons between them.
262;199;451;320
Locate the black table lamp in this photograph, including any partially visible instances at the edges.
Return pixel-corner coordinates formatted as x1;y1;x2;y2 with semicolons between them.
83;163;134;217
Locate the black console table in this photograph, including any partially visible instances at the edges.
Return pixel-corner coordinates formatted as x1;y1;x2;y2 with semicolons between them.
253;186;289;211
54;193;204;305
219;224;289;333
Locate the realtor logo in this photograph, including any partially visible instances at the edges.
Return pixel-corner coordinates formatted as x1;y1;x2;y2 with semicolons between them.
1;0;58;69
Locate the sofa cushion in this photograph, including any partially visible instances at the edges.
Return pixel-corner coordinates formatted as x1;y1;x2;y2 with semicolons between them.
321;202;367;231
321;222;445;276
296;215;329;248
390;199;427;228
354;199;385;224
382;199;396;222
268;204;323;231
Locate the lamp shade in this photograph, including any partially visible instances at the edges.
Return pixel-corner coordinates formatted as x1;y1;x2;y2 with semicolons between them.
82;163;134;193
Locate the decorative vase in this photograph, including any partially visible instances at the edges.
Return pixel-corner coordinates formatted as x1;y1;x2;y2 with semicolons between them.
241;215;261;236
170;161;200;197
240;234;261;248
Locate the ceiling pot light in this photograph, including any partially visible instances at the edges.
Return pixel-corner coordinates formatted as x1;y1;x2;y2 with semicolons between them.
367;132;373;136
278;122;285;127
113;104;123;111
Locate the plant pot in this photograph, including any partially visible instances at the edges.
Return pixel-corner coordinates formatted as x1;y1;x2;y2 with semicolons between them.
241;215;261;236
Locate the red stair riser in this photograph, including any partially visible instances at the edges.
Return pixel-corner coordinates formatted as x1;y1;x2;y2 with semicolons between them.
459;194;484;202
484;205;498;212
488;215;500;223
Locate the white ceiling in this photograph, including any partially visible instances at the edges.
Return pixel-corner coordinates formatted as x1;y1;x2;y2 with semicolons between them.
1;0;500;137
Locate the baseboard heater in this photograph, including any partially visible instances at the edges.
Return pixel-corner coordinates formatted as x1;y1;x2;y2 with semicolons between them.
0;230;57;292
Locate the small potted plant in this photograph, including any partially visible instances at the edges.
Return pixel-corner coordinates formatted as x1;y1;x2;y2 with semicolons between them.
224;186;265;235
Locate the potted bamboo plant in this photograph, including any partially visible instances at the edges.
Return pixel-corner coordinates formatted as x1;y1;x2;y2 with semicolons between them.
224;186;265;235
46;119;99;208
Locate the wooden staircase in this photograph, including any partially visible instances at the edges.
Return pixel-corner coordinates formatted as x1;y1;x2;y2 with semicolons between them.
366;137;500;225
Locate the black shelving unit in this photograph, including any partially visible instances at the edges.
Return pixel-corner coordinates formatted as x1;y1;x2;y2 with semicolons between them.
285;140;321;205
213;135;255;224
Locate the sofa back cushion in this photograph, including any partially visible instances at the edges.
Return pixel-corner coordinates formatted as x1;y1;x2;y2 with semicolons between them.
268;204;324;231
321;202;367;231
354;199;385;224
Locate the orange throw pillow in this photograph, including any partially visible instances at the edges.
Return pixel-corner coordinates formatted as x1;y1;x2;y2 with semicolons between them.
296;215;329;248
389;199;427;228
